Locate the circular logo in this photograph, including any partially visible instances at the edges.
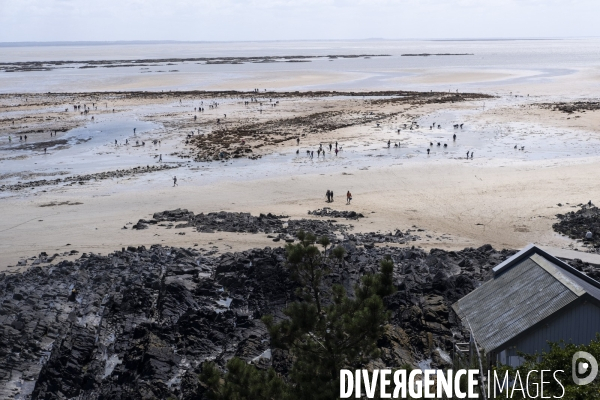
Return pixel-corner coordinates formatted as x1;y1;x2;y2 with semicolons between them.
572;351;598;385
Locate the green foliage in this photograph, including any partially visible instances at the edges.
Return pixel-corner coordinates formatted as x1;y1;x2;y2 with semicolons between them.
200;230;396;400
332;245;346;271
200;358;289;400
496;336;600;400
264;231;396;400
284;230;330;313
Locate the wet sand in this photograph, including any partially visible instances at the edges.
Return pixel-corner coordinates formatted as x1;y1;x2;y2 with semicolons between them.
2;85;600;271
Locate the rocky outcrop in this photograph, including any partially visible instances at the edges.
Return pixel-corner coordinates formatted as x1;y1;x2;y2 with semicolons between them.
308;208;364;220
0;165;177;192
554;204;600;251
0;226;524;398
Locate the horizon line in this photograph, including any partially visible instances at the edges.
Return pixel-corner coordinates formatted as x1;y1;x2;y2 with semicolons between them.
1;36;598;47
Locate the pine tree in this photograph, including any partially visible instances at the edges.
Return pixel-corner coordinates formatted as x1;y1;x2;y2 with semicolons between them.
200;230;395;400
200;358;289;400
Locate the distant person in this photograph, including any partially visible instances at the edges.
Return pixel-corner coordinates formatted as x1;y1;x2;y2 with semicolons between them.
346;191;352;205
471;152;474;160
427;148;430;155
173;176;178;186
159;154;162;162
326;190;331;202
297;137;300;145
330;190;334;202
466;151;469;159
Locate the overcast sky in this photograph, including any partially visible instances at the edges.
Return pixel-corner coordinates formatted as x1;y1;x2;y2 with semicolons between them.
0;0;598;42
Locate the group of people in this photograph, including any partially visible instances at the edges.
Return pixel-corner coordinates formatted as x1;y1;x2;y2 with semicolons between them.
325;190;353;204
387;140;402;148
326;190;334;202
300;141;343;159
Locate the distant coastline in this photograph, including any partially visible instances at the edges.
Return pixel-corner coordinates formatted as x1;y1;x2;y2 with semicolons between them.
401;53;474;57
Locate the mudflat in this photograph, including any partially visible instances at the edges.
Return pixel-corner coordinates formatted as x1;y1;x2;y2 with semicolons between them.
2;87;600;271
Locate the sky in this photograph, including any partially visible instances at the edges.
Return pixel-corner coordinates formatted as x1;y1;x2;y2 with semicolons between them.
0;0;598;42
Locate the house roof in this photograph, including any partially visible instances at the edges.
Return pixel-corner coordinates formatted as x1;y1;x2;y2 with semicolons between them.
452;244;600;353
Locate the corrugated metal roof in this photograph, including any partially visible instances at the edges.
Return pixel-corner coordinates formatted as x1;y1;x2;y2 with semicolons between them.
453;245;600;353
454;258;578;352
493;245;600;303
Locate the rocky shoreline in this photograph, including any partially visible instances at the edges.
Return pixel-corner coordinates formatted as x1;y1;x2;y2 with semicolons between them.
0;164;178;192
185;91;490;161
0;206;523;399
4;204;600;399
554;203;600;252
0;55;391;73
539;101;600;114
308;207;364;220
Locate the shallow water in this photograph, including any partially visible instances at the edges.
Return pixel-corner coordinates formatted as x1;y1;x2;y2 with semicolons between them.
1;38;600;93
0;115;159;180
3;95;600;198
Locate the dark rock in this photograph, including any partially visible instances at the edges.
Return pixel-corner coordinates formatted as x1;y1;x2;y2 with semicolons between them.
0;210;525;397
554;204;600;250
308;207;364;220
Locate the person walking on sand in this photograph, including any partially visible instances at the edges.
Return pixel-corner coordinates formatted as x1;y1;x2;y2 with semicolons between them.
471;152;474;160
159;154;162;162
388;140;391;148
173;176;178;187
466;151;469;159
326;190;331;203
346;191;352;205
330;190;334;202
335;148;339;156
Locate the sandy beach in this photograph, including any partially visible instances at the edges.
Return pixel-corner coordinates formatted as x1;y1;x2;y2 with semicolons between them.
4;34;600;399
2;82;600;271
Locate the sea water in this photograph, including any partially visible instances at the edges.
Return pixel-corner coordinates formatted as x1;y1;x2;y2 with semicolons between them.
1;38;599;93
